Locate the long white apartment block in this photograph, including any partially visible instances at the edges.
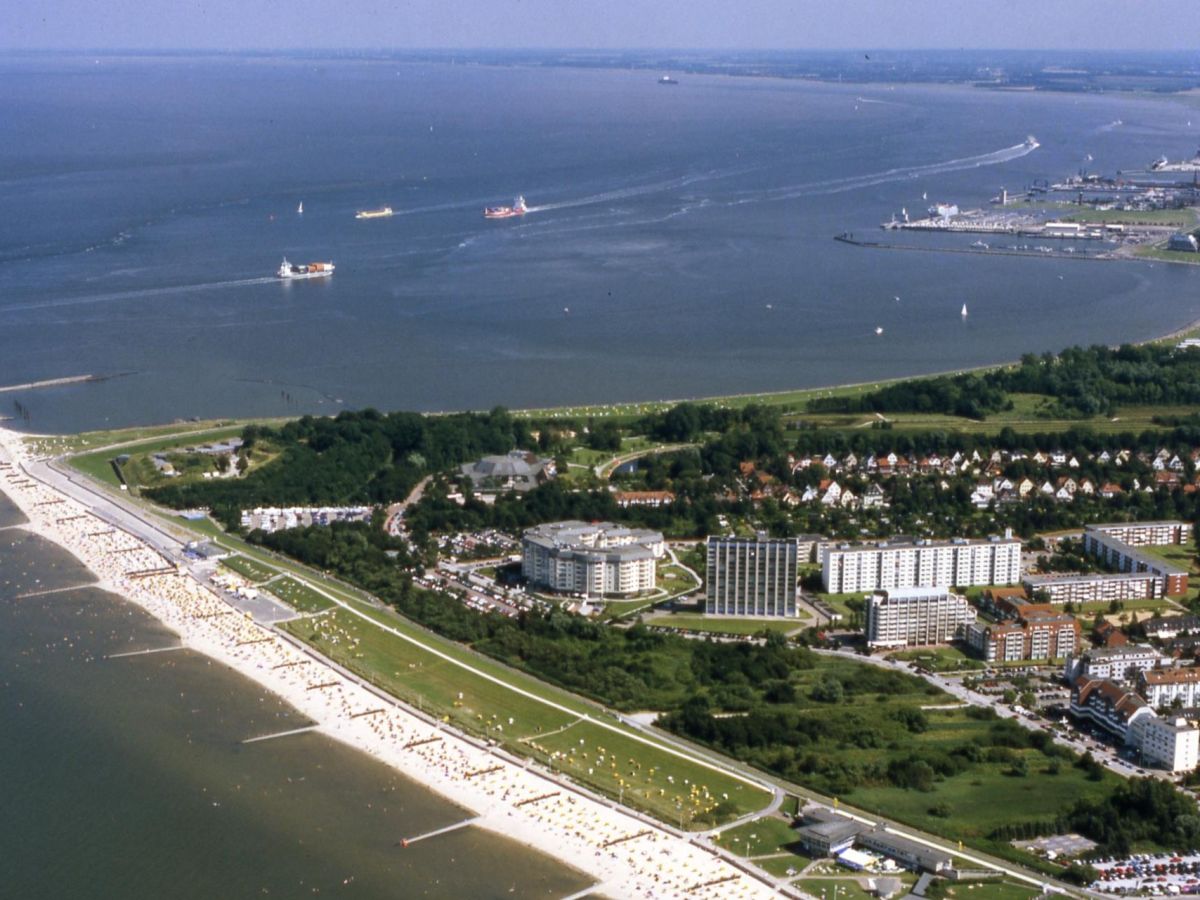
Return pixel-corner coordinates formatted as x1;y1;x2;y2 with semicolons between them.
822;535;1021;593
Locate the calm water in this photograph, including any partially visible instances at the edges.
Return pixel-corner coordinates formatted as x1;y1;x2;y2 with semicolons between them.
2;55;1200;431
0;498;589;898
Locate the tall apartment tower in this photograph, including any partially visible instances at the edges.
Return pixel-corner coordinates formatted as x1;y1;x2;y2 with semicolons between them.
706;535;798;617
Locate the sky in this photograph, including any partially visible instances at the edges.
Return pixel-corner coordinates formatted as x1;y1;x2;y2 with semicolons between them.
7;0;1200;51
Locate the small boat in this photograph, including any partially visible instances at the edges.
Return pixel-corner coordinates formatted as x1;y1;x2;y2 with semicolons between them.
297;201;304;214
658;75;679;85
874;326;884;335
961;303;968;317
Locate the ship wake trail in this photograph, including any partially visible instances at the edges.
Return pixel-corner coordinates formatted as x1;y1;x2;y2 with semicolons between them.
730;140;1039;205
3;277;280;314
524;166;757;214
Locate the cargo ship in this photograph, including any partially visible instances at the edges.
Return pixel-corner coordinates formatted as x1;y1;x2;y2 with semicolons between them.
355;207;393;219
484;196;528;219
277;258;335;279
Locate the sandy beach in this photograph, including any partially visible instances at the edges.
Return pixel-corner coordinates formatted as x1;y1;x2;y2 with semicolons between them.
0;427;790;900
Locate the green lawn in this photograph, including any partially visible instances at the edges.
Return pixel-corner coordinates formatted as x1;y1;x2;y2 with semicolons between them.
795;877;877;900
887;645;985;673
1136;244;1200;265
27;419;268;455
220;554;277;583
1060;208;1198;227
265;576;335;613
68;425;249;490
280;606;764;826
713;817;807;856
644;612;808;636
844;710;1121;862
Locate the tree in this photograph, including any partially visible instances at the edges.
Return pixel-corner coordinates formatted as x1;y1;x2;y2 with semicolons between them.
810;673;845;704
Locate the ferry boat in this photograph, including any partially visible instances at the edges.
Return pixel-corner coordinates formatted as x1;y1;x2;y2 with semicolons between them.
277;258;334;279
484;196;528;219
356;207;393;219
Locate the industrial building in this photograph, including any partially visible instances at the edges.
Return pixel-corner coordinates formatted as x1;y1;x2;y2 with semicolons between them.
821;535;1021;594
705;535;798;617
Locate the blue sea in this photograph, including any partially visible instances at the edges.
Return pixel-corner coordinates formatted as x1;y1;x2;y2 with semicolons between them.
1;53;1198;430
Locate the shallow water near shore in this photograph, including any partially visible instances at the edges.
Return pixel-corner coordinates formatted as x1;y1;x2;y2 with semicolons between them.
0;529;590;898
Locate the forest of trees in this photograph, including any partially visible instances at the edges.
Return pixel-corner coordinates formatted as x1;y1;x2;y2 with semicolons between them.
808;344;1200;419
146;407;533;528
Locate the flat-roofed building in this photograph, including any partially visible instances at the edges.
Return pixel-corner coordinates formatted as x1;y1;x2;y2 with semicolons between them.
1139;667;1200;709
1023;572;1163;605
521;521;664;598
822;535;1020;594
857;830;953;873
1137;716;1200;772
965;609;1079;662
706;535;798;617
1064;645;1164;683
1088;521;1189;546
866;588;975;649
1082;522;1190;596
794;533;829;565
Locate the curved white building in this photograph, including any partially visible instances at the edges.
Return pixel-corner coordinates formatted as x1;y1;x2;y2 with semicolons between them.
521;521;665;598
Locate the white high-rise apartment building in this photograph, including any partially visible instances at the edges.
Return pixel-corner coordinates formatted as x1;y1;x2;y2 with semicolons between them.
822;536;1021;593
865;588;976;649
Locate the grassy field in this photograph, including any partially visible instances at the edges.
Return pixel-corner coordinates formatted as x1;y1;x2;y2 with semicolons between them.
655;563;701;597
220;554;277;583
1060;208;1199;227
280;605;764;826
844;708;1121;861
264;575;335;613
26;419;274;455
644;612;809;636
1136;244;1200;266
713;816;808;857
67;425;249;490
886;645;985;673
